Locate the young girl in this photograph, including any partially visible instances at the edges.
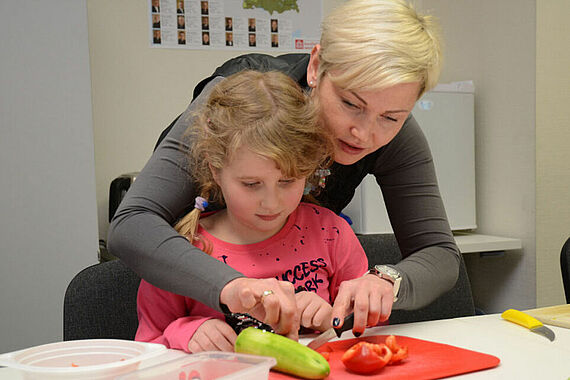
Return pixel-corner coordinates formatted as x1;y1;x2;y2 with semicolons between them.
135;70;368;353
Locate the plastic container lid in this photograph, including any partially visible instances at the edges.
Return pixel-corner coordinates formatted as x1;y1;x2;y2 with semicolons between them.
0;339;166;379
117;351;277;380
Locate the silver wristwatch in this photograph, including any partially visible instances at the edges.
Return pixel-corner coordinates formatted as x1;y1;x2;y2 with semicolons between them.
367;264;402;301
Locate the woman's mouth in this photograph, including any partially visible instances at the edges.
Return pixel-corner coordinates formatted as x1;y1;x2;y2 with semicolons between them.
338;139;365;155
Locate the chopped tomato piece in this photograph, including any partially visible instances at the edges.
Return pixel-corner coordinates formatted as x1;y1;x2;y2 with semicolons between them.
320;351;331;361
385;335;409;364
71;363;79;367
188;370;201;379
341;341;392;374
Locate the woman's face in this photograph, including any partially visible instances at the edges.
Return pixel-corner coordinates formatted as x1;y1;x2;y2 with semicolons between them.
307;46;420;165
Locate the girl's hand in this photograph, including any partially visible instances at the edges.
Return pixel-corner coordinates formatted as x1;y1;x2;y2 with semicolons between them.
295;291;333;332
188;319;237;353
331;274;394;335
220;277;300;340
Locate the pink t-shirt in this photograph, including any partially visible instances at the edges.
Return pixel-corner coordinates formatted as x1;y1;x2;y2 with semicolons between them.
136;203;368;352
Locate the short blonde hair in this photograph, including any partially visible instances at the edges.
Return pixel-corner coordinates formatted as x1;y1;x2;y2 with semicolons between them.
319;0;443;98
176;70;333;243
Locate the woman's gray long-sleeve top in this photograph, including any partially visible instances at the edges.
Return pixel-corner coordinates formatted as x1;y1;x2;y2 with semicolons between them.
107;54;460;313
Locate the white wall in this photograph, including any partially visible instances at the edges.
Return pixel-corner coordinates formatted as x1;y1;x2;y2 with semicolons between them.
536;0;570;306
0;0;98;353
420;0;568;309
419;0;538;312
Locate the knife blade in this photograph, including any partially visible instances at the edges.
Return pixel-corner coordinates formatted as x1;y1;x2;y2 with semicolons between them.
307;313;355;350
501;308;555;341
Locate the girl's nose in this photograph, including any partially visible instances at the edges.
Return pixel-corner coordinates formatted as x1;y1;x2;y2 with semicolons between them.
260;188;280;210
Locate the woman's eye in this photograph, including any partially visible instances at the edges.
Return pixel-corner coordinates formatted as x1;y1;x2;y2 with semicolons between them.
383;115;398;123
243;182;259;188
342;99;359;109
279;179;296;185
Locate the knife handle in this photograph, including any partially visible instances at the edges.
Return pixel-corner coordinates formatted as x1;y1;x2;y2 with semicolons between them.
501;309;542;329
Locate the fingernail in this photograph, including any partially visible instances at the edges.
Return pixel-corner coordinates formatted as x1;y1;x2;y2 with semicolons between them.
332;317;340;327
353;331;362;338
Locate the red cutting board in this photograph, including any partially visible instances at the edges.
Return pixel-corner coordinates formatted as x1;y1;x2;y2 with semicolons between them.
269;335;500;380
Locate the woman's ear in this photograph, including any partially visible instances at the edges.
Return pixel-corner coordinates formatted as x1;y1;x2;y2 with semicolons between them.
306;44;321;88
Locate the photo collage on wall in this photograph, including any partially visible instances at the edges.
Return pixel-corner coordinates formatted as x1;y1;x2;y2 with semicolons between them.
149;0;322;51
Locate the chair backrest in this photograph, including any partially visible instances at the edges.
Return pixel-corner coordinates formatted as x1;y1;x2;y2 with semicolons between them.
357;234;476;324
561;237;570;304
63;260;140;341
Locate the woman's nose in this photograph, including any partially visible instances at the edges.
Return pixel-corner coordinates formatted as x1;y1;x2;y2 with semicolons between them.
349;117;374;142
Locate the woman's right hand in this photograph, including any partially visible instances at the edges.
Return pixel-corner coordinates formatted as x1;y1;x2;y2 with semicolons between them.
219;277;300;340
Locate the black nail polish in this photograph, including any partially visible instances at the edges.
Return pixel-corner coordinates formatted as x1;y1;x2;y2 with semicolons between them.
353;331;362;338
332;317;340;327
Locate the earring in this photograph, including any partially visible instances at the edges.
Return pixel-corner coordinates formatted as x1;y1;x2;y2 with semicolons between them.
309;80;315;87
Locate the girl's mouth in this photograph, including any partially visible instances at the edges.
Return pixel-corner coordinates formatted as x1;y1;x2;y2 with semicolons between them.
257;213;280;221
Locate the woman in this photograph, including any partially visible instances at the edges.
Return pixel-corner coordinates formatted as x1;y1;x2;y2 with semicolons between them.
108;0;460;339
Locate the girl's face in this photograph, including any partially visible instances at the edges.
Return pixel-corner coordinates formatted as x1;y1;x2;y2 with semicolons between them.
307;46;420;165
211;146;306;244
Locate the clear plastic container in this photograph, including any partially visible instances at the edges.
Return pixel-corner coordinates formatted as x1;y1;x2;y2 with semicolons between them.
117;351;277;380
0;339;166;379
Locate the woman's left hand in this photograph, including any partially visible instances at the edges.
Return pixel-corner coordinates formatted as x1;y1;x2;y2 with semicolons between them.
330;274;394;335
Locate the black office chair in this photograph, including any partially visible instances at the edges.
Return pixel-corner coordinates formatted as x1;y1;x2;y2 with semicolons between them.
63;259;140;341
63;234;474;340
561;237;570;304
358;234;475;324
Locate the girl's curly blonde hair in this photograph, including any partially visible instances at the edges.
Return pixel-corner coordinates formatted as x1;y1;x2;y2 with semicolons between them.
175;70;333;248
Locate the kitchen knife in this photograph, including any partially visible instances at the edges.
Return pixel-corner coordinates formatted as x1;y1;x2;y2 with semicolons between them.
307;313;355;350
501;308;555;341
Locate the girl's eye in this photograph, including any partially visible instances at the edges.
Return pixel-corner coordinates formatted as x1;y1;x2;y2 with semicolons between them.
242;182;259;188
279;179;296;185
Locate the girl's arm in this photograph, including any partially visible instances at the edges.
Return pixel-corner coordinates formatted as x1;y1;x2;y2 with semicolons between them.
135;280;213;352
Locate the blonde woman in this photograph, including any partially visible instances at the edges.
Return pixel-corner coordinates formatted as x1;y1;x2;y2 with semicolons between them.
109;0;459;339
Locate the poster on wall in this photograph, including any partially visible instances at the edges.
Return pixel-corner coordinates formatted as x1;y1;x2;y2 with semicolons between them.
149;0;322;51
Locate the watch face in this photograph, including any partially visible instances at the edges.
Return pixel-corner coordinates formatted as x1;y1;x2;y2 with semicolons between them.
386;267;398;276
376;265;400;279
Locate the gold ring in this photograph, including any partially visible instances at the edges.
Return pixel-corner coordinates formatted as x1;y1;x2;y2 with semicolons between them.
261;290;274;299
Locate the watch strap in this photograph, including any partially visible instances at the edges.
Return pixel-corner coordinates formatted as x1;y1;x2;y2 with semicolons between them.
367;265;401;302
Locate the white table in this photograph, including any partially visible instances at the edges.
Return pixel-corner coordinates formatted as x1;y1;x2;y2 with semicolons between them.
1;313;569;379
